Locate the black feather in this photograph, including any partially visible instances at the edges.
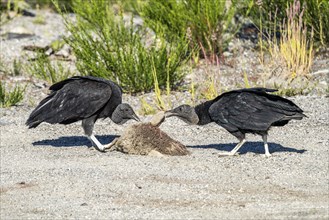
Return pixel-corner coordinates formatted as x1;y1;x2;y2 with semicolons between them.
26;76;140;152
26;76;122;128
197;88;306;138
165;87;305;155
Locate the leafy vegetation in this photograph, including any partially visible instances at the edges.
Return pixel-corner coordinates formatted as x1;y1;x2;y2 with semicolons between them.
249;0;329;46
0;58;24;76
33;14;46;25
139;97;156;116
55;0;189;93
303;0;329;46
138;0;237;58
279;1;313;78
0;0;26;25
27;52;73;84
3;0;327;100
26;0;74;11
257;0;314;79
0;81;25;108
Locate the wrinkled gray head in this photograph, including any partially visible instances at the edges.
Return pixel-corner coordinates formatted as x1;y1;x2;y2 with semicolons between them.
112;103;140;125
165;105;199;125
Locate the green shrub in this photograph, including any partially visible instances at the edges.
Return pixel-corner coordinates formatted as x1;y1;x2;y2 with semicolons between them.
0;0;29;25
0;58;23;76
56;0;189;93
33;14;46;25
303;0;329;46
248;0;288;27
0;81;25;107
249;0;329;46
27;52;73;84
26;0;74;11
254;0;314;84
137;0;237;58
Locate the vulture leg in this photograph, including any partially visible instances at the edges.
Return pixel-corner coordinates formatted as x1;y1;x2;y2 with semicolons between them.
262;134;271;157
218;130;246;156
89;135;105;152
82;116;105;152
218;139;246;156
104;137;119;151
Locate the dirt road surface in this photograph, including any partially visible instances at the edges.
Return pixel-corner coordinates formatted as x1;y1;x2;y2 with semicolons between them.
0;95;328;219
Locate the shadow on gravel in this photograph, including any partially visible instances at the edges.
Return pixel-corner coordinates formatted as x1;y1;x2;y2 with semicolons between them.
189;142;307;155
32;135;118;147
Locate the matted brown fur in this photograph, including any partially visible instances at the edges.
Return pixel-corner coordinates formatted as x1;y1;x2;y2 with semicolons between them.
111;123;190;156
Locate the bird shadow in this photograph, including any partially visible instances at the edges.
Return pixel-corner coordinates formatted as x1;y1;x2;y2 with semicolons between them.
188;141;307;155
32;135;119;148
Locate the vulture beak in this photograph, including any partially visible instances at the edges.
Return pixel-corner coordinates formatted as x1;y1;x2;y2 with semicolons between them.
131;113;141;122
164;108;199;125
164;110;177;118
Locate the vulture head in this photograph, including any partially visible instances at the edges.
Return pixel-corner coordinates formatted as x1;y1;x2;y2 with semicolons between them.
165;105;199;125
112;103;140;124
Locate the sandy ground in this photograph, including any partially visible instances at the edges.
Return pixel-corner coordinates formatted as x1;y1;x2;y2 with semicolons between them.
0;95;328;219
1;6;328;219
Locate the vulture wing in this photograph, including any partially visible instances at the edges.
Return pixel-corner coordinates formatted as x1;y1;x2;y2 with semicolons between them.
209;89;305;132
26;76;114;128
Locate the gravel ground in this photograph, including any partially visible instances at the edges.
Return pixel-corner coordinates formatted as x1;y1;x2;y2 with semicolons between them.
0;95;328;219
1;8;329;219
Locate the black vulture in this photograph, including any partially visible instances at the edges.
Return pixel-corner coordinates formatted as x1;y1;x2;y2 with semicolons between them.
165;88;306;157
26;76;140;152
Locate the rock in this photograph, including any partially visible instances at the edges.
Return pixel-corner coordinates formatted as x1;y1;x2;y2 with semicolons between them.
22;44;49;52
7;11;17;19
107;123;190;156
55;44;71;58
236;22;259;43
312;69;329;77
223;51;233;57
33;82;48;89
0;119;12;126
6;26;35;40
150;111;165;127
44;47;54;56
21;9;35;17
227;41;236;52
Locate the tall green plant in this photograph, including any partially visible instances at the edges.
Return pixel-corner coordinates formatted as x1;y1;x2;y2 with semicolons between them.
256;0;314;78
27;0;75;12
138;0;237;57
0;81;25;108
27;52;73;84
249;0;329;46
55;0;189;93
303;0;329;46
